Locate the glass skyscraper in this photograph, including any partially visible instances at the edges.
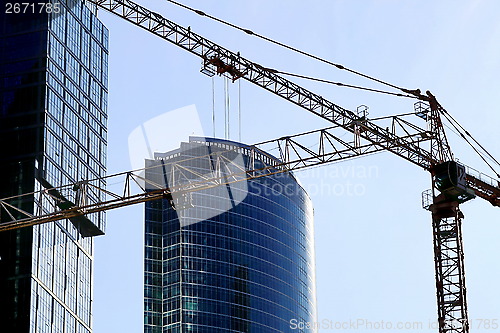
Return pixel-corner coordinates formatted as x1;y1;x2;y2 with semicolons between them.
0;1;108;332
144;137;317;332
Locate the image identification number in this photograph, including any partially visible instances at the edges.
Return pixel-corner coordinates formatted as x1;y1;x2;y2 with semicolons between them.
5;2;61;14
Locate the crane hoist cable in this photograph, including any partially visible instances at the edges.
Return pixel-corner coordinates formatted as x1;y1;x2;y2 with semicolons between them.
226;77;230;139
148;0;500;181
166;0;499;166
164;0;411;95
238;79;242;142
212;76;216;138
440;120;497;176
166;0;499;172
442;109;500;168
274;70;417;99
440;110;500;178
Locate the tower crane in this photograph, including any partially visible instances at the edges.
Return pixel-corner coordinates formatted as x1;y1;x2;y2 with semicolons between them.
1;1;499;332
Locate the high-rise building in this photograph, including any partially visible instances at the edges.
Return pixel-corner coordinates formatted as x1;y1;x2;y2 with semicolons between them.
144;137;317;333
0;1;108;331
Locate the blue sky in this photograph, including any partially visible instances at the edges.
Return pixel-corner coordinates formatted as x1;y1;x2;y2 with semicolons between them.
92;1;500;332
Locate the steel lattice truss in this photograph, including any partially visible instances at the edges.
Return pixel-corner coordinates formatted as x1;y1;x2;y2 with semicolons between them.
0;122;430;232
92;0;434;167
88;0;499;206
431;204;469;333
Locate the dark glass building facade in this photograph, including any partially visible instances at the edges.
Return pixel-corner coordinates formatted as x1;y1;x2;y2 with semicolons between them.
0;1;108;332
144;137;317;332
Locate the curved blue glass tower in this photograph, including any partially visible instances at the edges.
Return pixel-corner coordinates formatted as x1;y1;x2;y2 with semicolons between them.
144;137;317;332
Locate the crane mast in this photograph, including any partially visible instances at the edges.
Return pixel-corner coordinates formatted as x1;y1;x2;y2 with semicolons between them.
429;199;469;332
417;92;470;332
0;1;499;332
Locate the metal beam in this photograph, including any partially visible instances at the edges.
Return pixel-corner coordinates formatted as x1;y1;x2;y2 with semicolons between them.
0;126;431;232
90;0;435;169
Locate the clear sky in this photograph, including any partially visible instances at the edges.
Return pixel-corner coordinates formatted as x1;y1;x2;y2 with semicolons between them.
92;1;500;332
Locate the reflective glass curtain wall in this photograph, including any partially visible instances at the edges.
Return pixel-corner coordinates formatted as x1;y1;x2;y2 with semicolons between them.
0;1;108;332
144;138;317;333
